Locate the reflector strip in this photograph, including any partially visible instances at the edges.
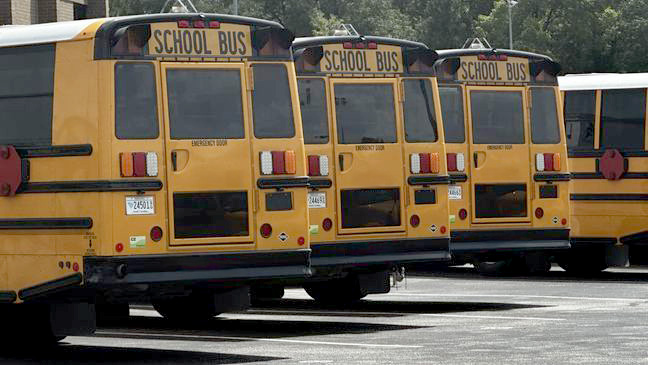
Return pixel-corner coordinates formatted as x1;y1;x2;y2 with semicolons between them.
536;153;545;172
120;153;133;177
447;153;457;172
420;153;431;174
284;150;296;174
133;152;147;177
430;153;440;174
308;155;320;176
272;151;285;174
410;154;421;174
146;152;158;177
544;153;554;171
260;151;273;175
319;155;329;176
456;153;465;172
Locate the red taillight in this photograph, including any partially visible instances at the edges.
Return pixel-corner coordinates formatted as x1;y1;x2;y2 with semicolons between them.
368;42;378;49
343;42;353;49
459;209;468;220
419;154;431;173
208;20;221;28
193;20;205;28
543;153;554;171
322;218;333;231
260;223;272;238
116;243;124;253
272;151;285;174
150;226;163;242
133;152;147;177
308;155;320;176
177;20;190;28
440;226;447;234
447;153;457;171
535;208;544;219
298;237;305;246
261;151;297;175
410;215;420;227
72;262;79;272
478;54;487;60
562;218;567;225
355;42;366;49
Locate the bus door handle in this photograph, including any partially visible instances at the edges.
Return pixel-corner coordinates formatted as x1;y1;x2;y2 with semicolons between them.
473;152;479;168
171;151;178;171
339;154;344;171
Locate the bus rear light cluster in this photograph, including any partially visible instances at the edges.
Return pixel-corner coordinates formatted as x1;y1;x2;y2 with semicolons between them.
308;155;329;176
260;151;296;175
447;153;465;172
410;153;440;174
342;41;378;50
536;153;561;172
120;152;158;177
260;223;273;238
178;20;220;29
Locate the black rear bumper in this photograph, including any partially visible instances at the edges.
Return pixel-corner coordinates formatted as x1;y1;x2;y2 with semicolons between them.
84;249;310;288
310;238;450;268
450;229;570;256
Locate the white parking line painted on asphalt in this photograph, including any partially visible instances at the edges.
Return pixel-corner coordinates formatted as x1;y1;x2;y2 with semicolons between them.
377;293;644;302
95;331;423;349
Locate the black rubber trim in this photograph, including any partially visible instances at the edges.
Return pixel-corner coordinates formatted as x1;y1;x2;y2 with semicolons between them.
15;144;93;158
620;231;648;245
257;177;310;189
0;291;17;303
570;194;648;201
569;149;648;158
310;238;450;268
571;172;648;180
84;249;311;287
450;228;570;254
407;175;451;186
309;178;332;189
570;237;617;247
293;35;429;53
19;180;163;193
0;218;92;230
18;273;83;301
449;173;468;183
534;173;571;182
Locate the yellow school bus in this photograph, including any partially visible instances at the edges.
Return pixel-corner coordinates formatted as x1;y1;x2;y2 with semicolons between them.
0;13;310;342
433;47;571;273
559;73;648;272
283;35;450;303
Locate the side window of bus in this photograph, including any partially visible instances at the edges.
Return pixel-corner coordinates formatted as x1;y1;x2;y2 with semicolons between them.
439;86;465;143
530;87;560;144
403;79;438;143
167;68;245;139
471;91;525;144
0;44;55;146
115;63;159;139
298;78;329;144
252;64;296;138
334;84;397;144
600;88;646;150
563;90;595;149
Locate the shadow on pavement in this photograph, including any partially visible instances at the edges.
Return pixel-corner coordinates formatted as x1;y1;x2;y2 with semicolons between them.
0;344;284;364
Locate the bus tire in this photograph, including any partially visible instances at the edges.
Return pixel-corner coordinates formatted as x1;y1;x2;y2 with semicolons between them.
250;285;285;304
96;301;130;326
558;248;608;275
474;260;512;276
152;293;220;323
304;278;366;304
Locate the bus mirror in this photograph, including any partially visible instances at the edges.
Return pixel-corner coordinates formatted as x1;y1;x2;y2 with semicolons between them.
111;24;151;56
295;46;323;73
530;59;561;81
435;58;460;80
404;48;438;74
252;28;295;57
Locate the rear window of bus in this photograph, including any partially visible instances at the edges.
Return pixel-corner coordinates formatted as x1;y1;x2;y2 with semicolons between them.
334;84;397;144
563;90;595;149
167;68;245;139
298;78;329;144
600;88;646;149
0;44;55;146
115;63;159;139
403;79;438;143
252;64;296;139
471;91;524;144
530;87;560;144
439;86;465;143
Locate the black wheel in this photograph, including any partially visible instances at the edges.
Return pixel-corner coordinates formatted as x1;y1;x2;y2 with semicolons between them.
0;304;67;346
250;285;285;305
474;260;513;276
304;277;366;305
557;248;608;275
96;301;130;326
152;292;220;322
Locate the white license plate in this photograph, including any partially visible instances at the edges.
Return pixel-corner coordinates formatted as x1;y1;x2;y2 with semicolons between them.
448;185;462;200
126;196;155;215
308;192;326;208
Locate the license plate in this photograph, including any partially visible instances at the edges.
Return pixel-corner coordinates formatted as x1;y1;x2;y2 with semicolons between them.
126;196;155;215
448;185;462;200
308;192;326;208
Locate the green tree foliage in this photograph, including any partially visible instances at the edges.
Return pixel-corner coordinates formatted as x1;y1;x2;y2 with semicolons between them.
108;0;648;73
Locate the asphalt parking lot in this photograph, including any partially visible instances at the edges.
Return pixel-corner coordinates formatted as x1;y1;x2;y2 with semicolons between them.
3;266;648;364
